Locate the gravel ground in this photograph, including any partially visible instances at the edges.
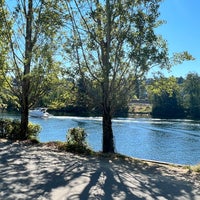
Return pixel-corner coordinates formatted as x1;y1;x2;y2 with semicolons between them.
0;139;200;200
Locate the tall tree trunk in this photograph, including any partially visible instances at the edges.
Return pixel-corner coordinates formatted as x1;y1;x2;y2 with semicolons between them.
101;0;114;153
20;89;29;139
102;108;115;153
20;0;33;139
102;89;115;153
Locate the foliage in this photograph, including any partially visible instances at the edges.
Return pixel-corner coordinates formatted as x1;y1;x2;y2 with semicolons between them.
36;74;76;110
0;0;66;139
67;127;87;146
189;164;200;173
75;77;95;114
45;141;68;151
27;122;41;140
147;76;179;97
146;73;200;119
0;0;12;109
147;76;184;118
71;77;128;116
64;0;174;153
183;73;200;119
66;127;92;154
0;118;41;140
186;163;200;174
1;0;194;147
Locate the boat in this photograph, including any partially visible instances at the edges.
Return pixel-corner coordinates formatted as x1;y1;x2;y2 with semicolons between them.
29;108;50;118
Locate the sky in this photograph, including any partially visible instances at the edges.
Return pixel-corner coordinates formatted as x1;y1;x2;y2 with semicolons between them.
150;0;200;78
6;0;199;78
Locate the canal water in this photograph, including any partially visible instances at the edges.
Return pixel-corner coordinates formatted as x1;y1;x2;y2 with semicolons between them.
1;113;200;165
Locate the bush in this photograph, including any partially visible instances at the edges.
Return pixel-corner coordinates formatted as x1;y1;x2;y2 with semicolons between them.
67;127;87;146
0;118;41;140
189;164;200;173
27;122;41;140
45;141;68;151
66;127;92;154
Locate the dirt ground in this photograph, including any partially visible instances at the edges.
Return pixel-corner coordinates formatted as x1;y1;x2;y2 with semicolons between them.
0;140;200;200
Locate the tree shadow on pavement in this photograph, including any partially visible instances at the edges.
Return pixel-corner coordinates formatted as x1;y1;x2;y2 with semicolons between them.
0;141;200;200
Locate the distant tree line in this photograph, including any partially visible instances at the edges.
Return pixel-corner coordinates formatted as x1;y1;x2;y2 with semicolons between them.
3;72;200;120
147;73;200;119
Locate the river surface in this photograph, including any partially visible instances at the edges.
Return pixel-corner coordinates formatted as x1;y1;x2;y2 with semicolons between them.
1;113;200;165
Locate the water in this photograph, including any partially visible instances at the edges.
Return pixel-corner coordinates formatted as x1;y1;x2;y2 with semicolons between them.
1;113;200;165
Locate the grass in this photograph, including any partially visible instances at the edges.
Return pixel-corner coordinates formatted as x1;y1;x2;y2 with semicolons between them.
186;164;200;173
129;103;152;114
44;141;94;155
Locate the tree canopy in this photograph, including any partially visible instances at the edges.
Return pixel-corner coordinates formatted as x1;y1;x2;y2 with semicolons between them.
62;0;193;152
0;0;194;151
183;73;200;119
1;0;66;138
147;76;184;118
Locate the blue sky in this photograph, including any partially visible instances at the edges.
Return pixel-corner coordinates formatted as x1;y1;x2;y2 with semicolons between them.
150;0;200;78
7;0;199;78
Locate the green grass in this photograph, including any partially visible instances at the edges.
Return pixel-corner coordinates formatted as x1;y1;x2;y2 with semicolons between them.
186;164;200;173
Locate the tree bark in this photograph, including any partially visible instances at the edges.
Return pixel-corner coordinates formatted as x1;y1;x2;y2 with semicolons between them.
102;99;115;153
20;0;33;139
101;0;115;153
102;115;114;153
20;92;29;139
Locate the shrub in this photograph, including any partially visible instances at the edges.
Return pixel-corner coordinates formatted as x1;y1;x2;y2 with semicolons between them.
67;127;87;146
0;118;41;140
27;122;41;140
189;164;200;173
66;127;92;154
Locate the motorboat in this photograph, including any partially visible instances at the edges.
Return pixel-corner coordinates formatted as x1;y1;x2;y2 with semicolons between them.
29;108;50;118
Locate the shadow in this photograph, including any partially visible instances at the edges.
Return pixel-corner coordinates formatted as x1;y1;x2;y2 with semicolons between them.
0;141;200;199
79;159;141;200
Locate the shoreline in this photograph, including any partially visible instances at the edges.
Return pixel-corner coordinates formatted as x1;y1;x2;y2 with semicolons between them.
0;138;198;167
1;139;200;199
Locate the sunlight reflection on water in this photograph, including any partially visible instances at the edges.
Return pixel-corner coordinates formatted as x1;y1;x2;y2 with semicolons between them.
1;113;200;165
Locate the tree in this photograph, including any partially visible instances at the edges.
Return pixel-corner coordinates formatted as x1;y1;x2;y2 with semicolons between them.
0;0;14;110
1;0;65;139
40;76;77;111
63;0;191;153
73;77;128;116
183;73;200;119
147;76;184;118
